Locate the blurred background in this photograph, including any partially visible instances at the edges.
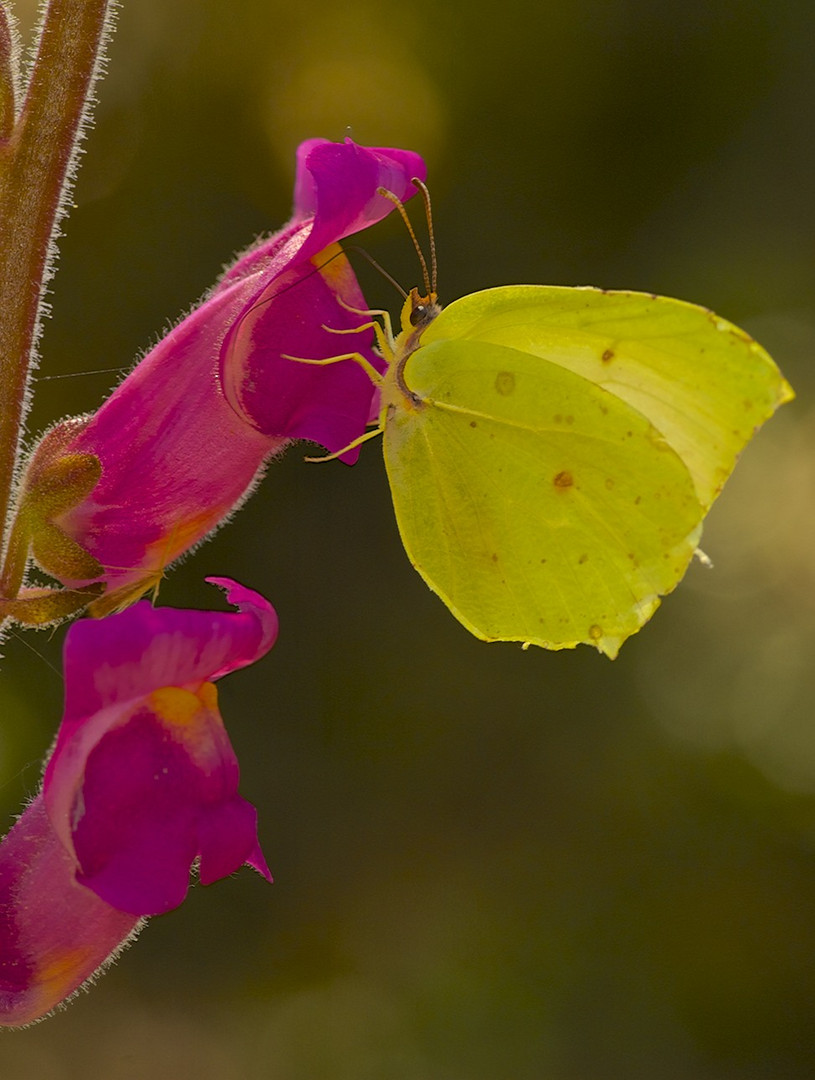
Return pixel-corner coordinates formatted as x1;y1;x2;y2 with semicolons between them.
2;0;815;1076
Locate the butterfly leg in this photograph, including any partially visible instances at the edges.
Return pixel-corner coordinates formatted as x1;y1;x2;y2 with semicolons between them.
303;425;384;464
282;351;384;387
329;298;397;353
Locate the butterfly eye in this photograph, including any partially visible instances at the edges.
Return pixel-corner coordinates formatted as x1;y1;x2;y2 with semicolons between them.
408;293;441;329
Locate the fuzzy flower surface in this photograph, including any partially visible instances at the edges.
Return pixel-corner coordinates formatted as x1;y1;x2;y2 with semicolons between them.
5;139;425;620
0;578;276;1026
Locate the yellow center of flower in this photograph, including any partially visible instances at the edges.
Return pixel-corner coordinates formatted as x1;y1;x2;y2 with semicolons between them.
148;682;218;728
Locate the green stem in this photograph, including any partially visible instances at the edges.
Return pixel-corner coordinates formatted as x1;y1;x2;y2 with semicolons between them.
0;5;16;142
0;0;114;572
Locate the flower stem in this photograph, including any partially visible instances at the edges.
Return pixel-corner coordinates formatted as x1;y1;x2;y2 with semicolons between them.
0;0;114;565
0;5;16;143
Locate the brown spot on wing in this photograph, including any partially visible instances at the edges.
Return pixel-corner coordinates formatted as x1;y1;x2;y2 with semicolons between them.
495;371;515;396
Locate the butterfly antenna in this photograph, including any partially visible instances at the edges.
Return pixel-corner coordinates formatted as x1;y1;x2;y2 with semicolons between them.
345;244;408;299
412;178;437;296
377;185;433;297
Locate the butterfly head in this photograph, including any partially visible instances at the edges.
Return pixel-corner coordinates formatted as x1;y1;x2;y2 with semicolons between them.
407;286;442;331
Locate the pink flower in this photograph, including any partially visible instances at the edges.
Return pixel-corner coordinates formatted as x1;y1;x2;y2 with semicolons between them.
0;578;276;1026
5;139;425;620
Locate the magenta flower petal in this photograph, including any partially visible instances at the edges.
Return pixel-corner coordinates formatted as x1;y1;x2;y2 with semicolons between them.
58;575;278;731
70;694;262;914
289;138;427;261
43;579;276;916
55;284;281;600
217;246;379;451
216;138;425;285
44;138;425;607
197;797;269;886
0;796;141;1027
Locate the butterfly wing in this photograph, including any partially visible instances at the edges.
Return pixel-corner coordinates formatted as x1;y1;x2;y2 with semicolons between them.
382;287;791;656
421;286;793;508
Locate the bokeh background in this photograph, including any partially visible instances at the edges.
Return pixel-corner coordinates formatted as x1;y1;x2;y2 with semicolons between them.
2;0;815;1076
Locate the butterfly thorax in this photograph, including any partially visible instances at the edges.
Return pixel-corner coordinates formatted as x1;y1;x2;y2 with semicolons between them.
382;287;442;413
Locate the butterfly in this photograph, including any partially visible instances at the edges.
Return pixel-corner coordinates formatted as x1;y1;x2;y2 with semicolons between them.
308;182;793;657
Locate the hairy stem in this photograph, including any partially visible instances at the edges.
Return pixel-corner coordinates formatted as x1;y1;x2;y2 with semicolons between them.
0;4;15;142
0;0;114;572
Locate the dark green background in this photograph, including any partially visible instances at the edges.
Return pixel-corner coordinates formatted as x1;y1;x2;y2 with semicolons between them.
2;0;815;1075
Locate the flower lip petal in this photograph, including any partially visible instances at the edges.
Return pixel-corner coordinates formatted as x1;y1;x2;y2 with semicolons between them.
67;683;268;916
203;576;279;678
60;578;277;729
293;138;428;264
197;797;271;886
70;708;207;915
218;245;380;458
